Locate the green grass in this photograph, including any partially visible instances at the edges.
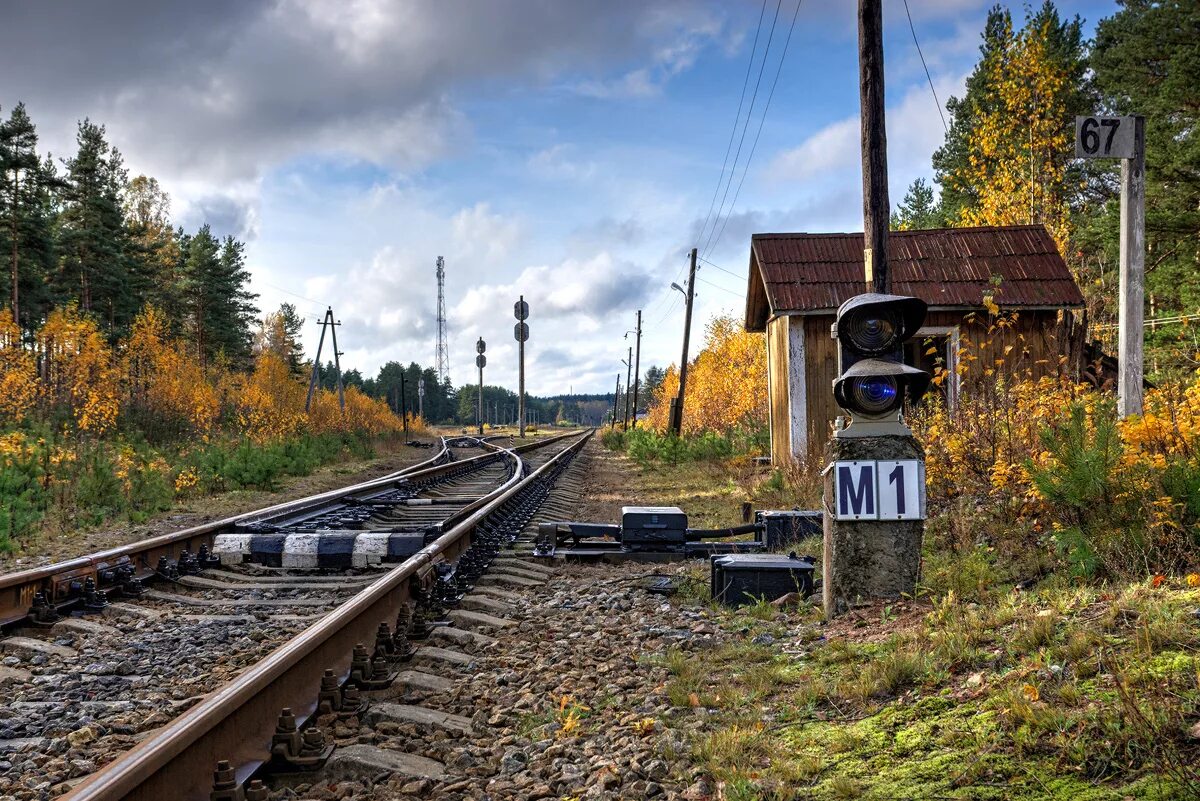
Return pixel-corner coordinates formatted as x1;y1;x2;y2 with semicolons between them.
658;561;1200;800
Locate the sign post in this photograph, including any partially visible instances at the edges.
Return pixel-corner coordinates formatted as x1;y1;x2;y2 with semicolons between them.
1075;114;1145;417
475;338;487;437
514;297;529;438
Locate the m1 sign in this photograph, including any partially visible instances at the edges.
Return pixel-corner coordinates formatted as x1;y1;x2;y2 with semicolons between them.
833;460;925;521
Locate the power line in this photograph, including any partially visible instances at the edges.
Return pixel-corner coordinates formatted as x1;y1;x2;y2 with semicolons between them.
701;0;783;258
902;0;948;133
695;0;769;251
696;275;744;298
706;0;803;258
698;256;741;279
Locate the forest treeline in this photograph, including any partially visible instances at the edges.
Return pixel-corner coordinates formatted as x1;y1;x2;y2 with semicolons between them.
891;0;1199;377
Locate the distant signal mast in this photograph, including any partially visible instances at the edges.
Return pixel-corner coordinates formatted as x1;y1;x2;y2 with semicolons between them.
435;256;450;384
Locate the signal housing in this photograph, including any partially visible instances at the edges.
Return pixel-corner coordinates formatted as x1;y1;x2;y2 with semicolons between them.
831;292;931;436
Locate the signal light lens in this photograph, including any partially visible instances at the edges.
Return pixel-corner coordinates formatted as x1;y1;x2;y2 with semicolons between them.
842;309;902;354
846;375;900;415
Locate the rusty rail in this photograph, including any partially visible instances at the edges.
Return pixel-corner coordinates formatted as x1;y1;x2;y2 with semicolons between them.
0;432;570;628
62;428;590;801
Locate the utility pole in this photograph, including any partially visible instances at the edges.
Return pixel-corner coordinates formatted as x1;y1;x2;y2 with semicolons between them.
670;248;697;435
418;376;425;420
623;346;633;430
611;374;620;430
400;373;410;442
859;0;890;292
631;310;642;429
330;310;345;413
305;307;343;412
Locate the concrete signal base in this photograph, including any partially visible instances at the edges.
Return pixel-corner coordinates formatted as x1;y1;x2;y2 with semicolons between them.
822;433;924;618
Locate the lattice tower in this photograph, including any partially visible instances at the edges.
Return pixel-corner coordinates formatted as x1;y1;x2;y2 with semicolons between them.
435;256;450;383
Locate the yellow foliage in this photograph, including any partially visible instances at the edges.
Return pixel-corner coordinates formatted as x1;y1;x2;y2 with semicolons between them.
125;306;219;435
948;14;1074;250
37;306;120;435
0;310;38;423
645;315;767;435
238;351;308;443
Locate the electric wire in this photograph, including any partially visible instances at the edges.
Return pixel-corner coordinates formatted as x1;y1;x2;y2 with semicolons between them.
902;0;948;133
700;0;783;259
696;275;744;298
698;256;742;279
706;0;803;258
695;0;769;251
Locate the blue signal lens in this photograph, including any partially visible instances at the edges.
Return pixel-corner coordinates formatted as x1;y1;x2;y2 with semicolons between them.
849;376;900;414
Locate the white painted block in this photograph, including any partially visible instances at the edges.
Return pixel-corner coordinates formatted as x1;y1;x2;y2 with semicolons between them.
213;534;252;565
281;533;321;568
353;533;390;568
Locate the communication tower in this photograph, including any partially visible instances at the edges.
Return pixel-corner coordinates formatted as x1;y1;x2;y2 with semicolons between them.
435;256;450;383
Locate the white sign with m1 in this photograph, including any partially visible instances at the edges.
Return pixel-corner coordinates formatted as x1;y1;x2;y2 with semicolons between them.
833;460;925;521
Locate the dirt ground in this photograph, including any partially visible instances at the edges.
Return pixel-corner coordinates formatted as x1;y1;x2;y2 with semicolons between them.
0;437;439;575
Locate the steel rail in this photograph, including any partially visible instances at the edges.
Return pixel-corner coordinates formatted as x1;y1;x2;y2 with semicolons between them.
0;433;569;628
63;429;591;801
0;438;448;628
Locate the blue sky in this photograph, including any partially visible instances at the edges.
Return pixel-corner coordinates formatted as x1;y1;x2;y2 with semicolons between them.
2;0;1115;394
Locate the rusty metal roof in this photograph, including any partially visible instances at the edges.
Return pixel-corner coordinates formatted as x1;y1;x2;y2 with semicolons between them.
744;225;1084;331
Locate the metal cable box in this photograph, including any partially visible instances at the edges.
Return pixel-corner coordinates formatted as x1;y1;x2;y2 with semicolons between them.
756;510;822;549
711;553;815;606
621;506;688;549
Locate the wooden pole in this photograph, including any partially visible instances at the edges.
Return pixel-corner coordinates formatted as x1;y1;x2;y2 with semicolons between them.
859;0;890;292
623;346;633;430
304;309;330;412
1118;115;1145;418
671;248;698;435
631;309;642;429
328;311;345;413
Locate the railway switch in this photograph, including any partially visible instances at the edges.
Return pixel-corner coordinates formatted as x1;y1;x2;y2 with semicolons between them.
534;505;779;559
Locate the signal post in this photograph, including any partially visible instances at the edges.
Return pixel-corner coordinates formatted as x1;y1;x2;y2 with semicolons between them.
822;295;929;616
822;0;928;617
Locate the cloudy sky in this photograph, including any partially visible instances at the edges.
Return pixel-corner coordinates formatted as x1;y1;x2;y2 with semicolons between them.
1;0;1111;394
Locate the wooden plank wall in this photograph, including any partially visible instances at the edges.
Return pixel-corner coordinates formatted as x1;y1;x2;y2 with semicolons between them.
766;316;791;466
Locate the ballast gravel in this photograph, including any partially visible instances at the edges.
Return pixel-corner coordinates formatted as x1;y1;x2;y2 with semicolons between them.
280;560;733;801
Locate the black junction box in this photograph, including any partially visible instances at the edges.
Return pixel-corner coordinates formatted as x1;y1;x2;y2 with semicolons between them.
711;553;816;606
621;506;688;549
756;510;822;549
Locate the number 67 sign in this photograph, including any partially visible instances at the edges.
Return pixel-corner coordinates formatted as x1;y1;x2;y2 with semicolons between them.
833;460;926;521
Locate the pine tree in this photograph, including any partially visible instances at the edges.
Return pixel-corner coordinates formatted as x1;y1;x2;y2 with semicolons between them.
0;103;58;335
124;175;182;322
933;3;1091;247
1090;0;1200;361
57;120;135;335
180;226;257;367
891;178;946;230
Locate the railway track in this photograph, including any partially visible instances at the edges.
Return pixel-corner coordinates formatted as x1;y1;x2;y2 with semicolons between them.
0;430;592;801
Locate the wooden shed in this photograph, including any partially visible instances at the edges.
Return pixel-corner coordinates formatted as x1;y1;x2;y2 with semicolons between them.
744;225;1087;465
